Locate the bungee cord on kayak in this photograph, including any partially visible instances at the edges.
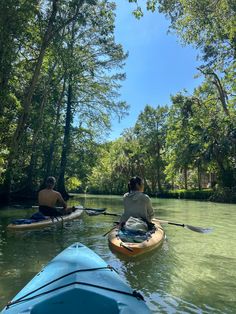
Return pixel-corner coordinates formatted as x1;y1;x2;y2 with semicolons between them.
7;281;145;308
6;265;118;308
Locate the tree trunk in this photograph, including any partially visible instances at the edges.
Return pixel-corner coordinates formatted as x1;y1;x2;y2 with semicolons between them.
156;144;163;192
44;76;66;181
183;167;188;190
26;91;48;190
197;165;202;190
44;103;61;180
197;67;229;116
57;77;72;199
171;178;174;190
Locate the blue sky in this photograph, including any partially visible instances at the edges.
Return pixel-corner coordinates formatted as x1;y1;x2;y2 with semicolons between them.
109;0;203;139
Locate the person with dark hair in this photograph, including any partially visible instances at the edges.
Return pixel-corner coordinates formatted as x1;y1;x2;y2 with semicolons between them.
120;176;154;226
38;176;71;217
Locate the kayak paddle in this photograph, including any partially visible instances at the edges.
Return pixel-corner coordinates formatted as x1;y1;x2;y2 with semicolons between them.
87;210;212;234
120;242;134;252
153;218;213;233
103;225;119;237
32;206;107;213
85;210;120;217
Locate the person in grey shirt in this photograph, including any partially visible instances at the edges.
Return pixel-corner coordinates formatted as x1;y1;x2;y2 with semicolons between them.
120;176;154;226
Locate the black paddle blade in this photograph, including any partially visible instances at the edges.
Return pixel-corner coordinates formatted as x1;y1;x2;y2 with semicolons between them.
84;207;106;212
85;210;120;217
85;210;103;216
185;225;213;233
84;208;107;216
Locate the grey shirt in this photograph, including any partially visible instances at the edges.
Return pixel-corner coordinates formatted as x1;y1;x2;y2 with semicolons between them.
120;191;154;223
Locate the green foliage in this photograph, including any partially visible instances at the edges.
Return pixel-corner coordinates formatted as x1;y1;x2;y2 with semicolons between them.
87;134;140;194
0;149;8;184
210;187;236;203
134;105;168;192
133;7;144;19
0;0;128;199
65;177;82;192
159;189;213;200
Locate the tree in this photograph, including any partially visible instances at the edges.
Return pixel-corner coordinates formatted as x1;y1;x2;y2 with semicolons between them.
54;1;128;197
1;0;98;200
134;105;168;192
0;0;128;202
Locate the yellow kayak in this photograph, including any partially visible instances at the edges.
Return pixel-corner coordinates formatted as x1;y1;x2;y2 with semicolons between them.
108;220;165;257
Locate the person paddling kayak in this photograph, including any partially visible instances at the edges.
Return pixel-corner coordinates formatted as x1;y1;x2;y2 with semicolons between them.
38;176;72;217
120;176;154;227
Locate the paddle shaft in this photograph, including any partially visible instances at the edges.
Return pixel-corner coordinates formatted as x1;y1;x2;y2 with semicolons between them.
103;212;120;216
103;225;118;237
120;243;133;252
87;210;211;234
153;218;212;233
156;219;184;227
32;206;106;212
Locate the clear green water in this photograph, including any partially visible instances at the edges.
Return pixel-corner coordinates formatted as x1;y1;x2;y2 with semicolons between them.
0;195;236;313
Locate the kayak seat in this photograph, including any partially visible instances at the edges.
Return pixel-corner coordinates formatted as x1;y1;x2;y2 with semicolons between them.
118;229;149;243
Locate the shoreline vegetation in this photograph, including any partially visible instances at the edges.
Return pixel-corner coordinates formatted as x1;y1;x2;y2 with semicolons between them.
2;186;236;205
0;1;235;206
157;188;236;204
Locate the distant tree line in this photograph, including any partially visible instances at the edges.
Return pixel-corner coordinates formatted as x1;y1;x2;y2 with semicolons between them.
87;0;236;202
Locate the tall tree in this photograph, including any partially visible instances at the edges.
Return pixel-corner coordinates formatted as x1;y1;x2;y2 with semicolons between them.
134;105;168;192
55;1;128;197
2;0;97;201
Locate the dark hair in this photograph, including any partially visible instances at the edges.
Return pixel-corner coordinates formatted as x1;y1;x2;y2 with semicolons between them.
128;176;143;193
46;176;56;188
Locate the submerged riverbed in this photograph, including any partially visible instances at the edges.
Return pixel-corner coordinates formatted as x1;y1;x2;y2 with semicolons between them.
0;195;236;313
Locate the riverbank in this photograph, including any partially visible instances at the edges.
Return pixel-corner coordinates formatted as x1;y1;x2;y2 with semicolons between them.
157;187;236;204
157;189;213;201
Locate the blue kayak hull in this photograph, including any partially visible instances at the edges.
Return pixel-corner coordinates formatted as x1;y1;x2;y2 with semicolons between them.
1;243;151;313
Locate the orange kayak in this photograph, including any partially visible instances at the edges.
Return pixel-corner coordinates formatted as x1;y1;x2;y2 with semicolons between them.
108;220;165;257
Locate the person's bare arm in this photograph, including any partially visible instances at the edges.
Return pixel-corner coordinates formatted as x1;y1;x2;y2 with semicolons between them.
57;192;67;210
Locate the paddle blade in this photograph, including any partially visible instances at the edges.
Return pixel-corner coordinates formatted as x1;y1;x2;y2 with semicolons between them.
154;218;213;234
85;210;120;217
85;210;103;216
84;207;106;212
185;225;213;233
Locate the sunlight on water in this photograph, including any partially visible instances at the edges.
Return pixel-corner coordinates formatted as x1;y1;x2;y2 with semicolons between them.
0;195;236;313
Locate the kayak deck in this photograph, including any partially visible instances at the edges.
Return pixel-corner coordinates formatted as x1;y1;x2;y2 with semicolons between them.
108;220;165;257
2;243;151;313
7;208;84;231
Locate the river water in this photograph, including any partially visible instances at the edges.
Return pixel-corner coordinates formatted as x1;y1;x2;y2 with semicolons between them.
0;195;236;313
